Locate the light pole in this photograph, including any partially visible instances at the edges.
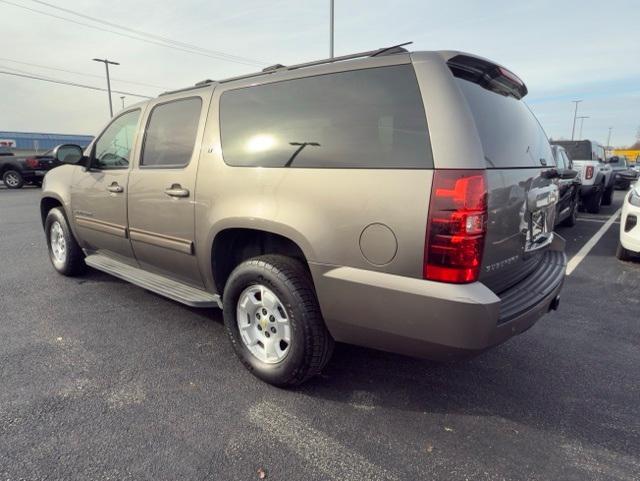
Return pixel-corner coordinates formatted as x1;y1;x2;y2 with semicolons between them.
571;100;582;140
92;58;119;118
329;0;334;58
577;115;589;140
607;127;613;148
120;96;126;109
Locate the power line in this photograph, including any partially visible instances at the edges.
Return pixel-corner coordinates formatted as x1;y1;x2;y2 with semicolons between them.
0;70;153;98
30;0;265;65
0;0;266;67
0;57;170;89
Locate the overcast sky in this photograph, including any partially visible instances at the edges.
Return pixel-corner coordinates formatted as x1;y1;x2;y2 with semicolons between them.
1;0;639;146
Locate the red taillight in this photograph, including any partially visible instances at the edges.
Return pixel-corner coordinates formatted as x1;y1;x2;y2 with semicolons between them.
585;165;594;180
424;170;487;284
25;157;39;168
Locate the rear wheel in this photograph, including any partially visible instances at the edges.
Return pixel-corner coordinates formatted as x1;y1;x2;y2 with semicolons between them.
222;254;334;387
3;170;24;189
602;185;614;206
584;187;603;214
45;207;86;276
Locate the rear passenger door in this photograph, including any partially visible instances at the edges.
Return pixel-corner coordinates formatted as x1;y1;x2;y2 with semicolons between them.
127;94;210;287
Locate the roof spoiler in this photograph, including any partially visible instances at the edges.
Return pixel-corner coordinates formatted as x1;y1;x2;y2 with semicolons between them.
447;54;528;99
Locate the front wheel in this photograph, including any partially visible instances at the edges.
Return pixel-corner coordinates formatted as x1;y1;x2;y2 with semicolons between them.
3;170;24;189
222;255;334;387
45;207;86;276
561;201;578;227
616;243;633;261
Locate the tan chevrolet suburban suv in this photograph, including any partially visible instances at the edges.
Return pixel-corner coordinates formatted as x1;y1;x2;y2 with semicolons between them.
41;46;566;386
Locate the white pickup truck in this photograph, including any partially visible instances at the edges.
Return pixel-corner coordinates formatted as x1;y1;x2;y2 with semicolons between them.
551;140;614;213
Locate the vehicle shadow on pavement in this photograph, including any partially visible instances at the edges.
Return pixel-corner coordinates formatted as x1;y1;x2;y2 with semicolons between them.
298;339;638;459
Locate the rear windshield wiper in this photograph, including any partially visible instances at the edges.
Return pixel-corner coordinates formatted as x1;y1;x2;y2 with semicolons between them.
283;141;321;168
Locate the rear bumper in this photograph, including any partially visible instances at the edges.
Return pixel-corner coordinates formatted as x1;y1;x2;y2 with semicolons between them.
311;236;566;360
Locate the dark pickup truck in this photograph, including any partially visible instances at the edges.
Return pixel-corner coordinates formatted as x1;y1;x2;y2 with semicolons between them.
0;151;59;189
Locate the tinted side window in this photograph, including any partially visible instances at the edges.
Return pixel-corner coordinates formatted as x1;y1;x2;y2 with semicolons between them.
219;65;431;169
457;79;553;169
141;97;202;167
94;109;140;170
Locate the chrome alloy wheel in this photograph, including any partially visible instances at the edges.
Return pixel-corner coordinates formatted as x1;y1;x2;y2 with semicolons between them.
4;172;20;187
49;221;67;264
236;285;292;364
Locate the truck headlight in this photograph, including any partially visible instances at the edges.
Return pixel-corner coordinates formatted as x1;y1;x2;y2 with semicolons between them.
629;187;640;207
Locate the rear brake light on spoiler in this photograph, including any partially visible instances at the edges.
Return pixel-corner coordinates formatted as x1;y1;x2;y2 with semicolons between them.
447;54;528;100
424;170;488;284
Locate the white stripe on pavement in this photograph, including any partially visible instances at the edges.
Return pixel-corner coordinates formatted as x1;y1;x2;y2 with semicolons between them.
247;401;399;481
566;208;621;276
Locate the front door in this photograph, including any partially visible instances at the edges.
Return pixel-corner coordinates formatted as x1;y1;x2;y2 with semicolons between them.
127;95;207;287
70;109;142;263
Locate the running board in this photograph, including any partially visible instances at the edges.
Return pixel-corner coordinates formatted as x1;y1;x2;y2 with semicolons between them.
85;254;221;308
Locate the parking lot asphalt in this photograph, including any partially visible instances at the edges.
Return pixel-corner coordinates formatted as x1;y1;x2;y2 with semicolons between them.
1;186;639;481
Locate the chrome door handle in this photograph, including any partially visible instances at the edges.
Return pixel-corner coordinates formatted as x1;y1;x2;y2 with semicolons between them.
165;184;190;198
107;182;124;193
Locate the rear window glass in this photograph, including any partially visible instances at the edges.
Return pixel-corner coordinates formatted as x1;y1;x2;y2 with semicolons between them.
456;78;554;169
551;141;593;161
219;65;432;169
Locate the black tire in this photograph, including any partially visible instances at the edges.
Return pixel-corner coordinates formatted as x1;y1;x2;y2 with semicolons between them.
3;170;24;189
602;185;614;206
222;254;334;387
584;187;603;214
561;201;578;227
44;207;86;276
616;243;632;261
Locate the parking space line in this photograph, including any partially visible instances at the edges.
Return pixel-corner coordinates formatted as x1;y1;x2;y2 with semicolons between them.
577;217;620;224
566;208;621;276
247;401;399;481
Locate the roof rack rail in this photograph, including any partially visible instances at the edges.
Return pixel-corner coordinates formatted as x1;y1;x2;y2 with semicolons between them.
218;41;412;84
262;64;286;72
159;80;217;97
159;42;413;95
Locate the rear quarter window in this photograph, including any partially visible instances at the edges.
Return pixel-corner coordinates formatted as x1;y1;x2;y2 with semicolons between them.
219;64;432;169
456;78;554;169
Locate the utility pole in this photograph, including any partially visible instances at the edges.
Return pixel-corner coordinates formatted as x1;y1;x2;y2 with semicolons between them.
606;127;613;148
120;96;126;109
577;115;589;140
571;100;582;140
92;58;120;118
329;0;334;58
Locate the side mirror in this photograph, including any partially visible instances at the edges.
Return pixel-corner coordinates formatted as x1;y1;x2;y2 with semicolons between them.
560;169;577;180
53;144;85;165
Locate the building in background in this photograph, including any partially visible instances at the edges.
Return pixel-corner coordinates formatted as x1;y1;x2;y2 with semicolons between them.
612;149;640;164
0;131;94;155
